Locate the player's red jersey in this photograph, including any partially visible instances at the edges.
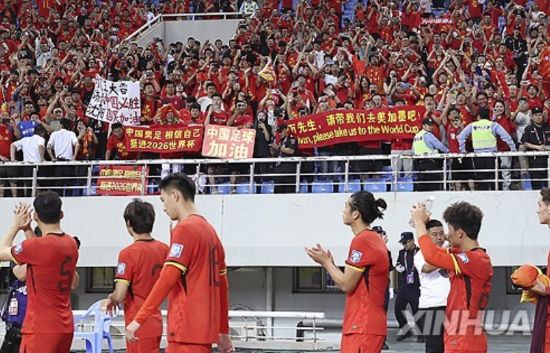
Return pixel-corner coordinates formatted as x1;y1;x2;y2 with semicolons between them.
164;214;227;344
418;235;493;353
343;230;389;336
115;239;169;338
11;233;79;334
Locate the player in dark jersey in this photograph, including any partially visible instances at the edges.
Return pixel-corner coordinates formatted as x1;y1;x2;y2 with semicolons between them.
125;174;233;353
410;201;493;353
0;192;79;353
306;191;389;353
106;199;169;353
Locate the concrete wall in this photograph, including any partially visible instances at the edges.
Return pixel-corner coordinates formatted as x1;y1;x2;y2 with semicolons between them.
134;18;242;47
0;191;548;267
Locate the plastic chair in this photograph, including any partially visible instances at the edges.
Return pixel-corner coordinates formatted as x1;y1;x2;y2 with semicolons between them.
236;183;255;194
216;183;231;195
338;179;362;193
73;299;116;353
522;175;533;191
391;177;414;192
364;179;387;193
311;181;334;193
260;181;275;194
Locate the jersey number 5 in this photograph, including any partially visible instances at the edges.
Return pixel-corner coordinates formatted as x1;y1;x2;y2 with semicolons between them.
58;256;73;293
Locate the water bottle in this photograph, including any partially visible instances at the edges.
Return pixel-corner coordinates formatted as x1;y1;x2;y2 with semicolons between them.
409;196;435;227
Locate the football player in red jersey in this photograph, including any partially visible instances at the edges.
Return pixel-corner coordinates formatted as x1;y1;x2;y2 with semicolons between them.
306;191;389;353
125;174;233;353
0;192;79;353
410;201;493;353
106;199;169;353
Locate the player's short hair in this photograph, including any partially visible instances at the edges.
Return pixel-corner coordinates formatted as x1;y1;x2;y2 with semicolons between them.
540;188;550;205
123;199;155;234
426;219;443;230
443;202;483;240
33;191;62;224
348;191;387;224
159;173;196;202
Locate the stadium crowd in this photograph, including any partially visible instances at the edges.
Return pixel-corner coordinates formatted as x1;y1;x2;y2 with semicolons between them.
0;0;550;196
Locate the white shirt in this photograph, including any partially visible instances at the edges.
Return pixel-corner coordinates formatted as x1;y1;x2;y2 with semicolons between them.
197;96;213;112
414;250;450;308
12;135;45;162
514;111;531;141
47;129;78;160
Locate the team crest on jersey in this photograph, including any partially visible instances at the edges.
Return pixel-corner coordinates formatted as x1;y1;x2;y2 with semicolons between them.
170;244;184;258
14;243;23;255
349;250;363;263
116;263;126;275
457;253;469;264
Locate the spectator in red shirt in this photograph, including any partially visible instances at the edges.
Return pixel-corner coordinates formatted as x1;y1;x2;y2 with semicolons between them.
105;123;137;160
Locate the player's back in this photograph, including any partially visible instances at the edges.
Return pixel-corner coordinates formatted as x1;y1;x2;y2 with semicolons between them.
13;233;79;334
116;239;169;337
445;248;493;352
165;214;227;344
342;230;389;336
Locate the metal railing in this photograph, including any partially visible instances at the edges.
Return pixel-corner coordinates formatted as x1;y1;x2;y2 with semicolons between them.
1;151;549;197
69;309;332;351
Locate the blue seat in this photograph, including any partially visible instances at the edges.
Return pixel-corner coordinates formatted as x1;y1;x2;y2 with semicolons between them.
311;181;334;193
522;175;533;191
236;183;255;194
364;179;387;193
391;177;414;192
73;300;116;353
338;179;362;193
260;181;275;194
216;183;231;194
299;181;309;193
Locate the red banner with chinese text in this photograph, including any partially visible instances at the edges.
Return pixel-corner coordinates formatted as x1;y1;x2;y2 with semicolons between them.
96;165;148;196
421;18;454;26
125;126;204;153
201;125;256;159
287;106;425;150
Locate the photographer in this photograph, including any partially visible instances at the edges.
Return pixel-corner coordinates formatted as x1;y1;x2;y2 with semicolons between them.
0;267;27;353
504;25;528;79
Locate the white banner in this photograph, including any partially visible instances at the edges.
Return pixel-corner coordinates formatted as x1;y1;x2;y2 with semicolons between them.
86;75;141;126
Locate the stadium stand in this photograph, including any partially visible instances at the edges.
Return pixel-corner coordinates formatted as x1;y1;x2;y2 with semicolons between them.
0;0;549;195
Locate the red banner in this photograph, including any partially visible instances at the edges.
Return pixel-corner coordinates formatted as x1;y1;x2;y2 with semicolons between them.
421;18;454;26
125;126;204;153
201;125;256;159
287;106;425;150
96;165;148;196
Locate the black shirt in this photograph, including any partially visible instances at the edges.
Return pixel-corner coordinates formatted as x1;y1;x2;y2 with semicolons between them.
279;135;298;157
521;123;550;148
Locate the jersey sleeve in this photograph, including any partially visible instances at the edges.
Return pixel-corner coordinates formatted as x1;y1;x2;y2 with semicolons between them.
452;250;491;279
344;236;371;271
164;225;198;273
114;249;134;285
11;238;43;265
418;235;460;273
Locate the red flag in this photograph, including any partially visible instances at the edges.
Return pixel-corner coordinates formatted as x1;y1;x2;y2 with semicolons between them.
36;0;50;18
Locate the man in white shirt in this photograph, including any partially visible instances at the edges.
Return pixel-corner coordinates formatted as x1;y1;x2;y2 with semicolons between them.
46;119;79;196
10;125;47;196
239;0;259;16
414;219;450;353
